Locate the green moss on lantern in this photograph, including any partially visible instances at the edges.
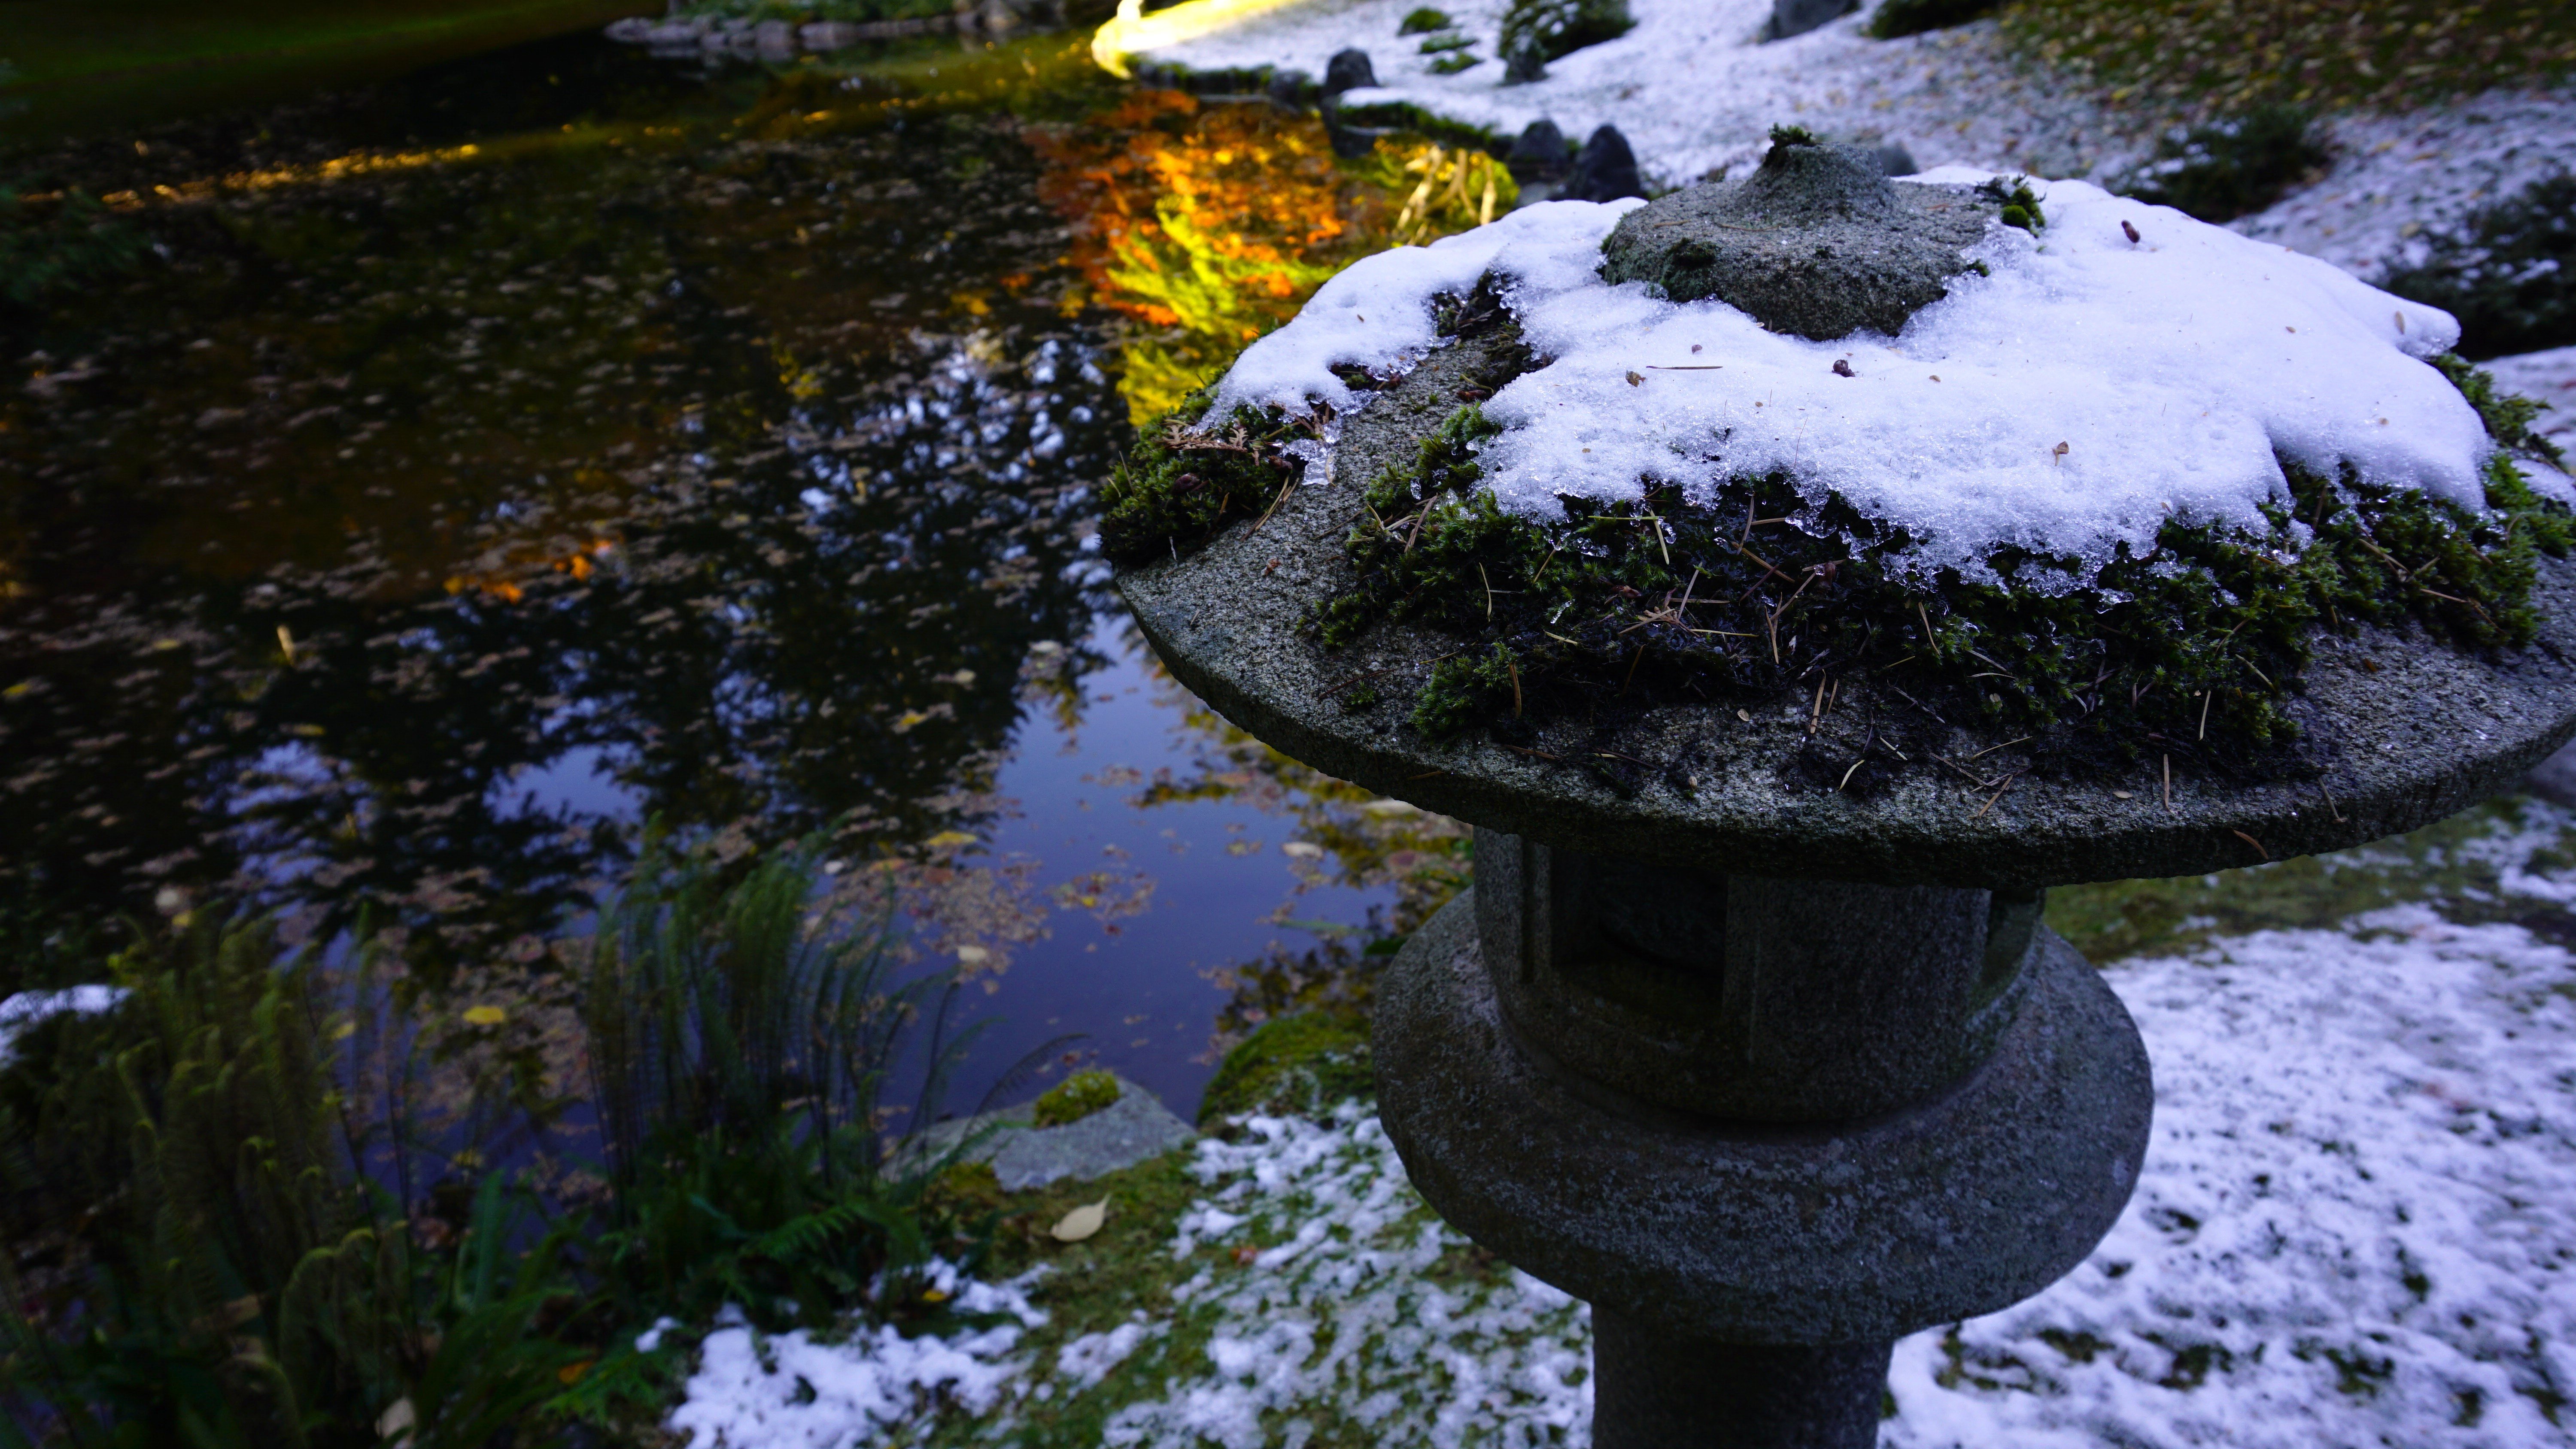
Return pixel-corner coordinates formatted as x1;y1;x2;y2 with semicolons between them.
1308;356;2570;782
1098;389;1306;565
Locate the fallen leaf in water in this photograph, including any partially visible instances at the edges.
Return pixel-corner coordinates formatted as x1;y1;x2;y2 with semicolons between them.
1051;1197;1109;1242
462;1005;507;1026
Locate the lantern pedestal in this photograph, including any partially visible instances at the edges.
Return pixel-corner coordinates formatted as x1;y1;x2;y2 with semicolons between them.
1372;837;2154;1446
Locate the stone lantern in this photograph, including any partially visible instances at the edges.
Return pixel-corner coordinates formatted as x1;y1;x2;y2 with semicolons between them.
1115;139;2576;1446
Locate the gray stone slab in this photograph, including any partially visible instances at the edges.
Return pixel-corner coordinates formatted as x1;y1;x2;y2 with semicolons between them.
920;1073;1198;1191
2528;738;2576;808
1599;138;1991;342
1115;333;2576;891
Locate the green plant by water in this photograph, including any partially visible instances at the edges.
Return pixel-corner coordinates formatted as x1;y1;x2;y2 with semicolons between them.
0;182;150;310
0;836;1015;1446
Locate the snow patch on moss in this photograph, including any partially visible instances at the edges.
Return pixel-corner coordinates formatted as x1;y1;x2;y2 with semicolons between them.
1212;175;2501;588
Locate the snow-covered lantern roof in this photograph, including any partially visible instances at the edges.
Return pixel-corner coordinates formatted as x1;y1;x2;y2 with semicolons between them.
1111;128;2576;889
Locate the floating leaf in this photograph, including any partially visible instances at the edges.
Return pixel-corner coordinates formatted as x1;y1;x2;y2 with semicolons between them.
462;1005;506;1026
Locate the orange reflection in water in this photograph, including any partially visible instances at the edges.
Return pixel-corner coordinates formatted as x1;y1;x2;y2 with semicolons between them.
1034;92;1514;423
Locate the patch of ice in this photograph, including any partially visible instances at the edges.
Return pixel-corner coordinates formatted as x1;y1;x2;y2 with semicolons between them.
0;985;129;1065
664;1260;1049;1449
1211;178;2488;585
1060;1319;1161;1391
634;1316;682;1354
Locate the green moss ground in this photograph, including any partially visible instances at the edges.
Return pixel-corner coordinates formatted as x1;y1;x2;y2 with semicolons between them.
1194;1010;1374;1126
1033;1067;1122;1127
905;1011;1419;1447
2051;793;2576;965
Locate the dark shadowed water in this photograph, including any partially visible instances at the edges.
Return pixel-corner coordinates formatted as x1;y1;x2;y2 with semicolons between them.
0;24;1473;1120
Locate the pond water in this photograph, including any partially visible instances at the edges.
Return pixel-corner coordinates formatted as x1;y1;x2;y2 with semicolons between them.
0;21;1491;1117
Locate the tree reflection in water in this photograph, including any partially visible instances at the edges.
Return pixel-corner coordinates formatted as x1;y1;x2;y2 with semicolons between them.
0;29;1479;1103
2;35;1121;979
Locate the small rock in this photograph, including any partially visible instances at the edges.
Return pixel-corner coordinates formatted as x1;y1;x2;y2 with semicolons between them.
1267;67;1316;108
1323;47;1377;95
1762;0;1859;41
1874;142;1919;177
638;20;704;45
1507;119;1571;182
1563;124;1644;203
2529;739;2576;808
915;1071;1197;1191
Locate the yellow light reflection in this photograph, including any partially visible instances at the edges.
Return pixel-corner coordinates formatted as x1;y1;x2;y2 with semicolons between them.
1037;95;1516;424
1091;0;1318;79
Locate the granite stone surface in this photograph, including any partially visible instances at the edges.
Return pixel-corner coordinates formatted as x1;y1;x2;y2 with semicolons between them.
1373;893;2154;1342
1115;333;2576;890
916;1073;1197;1191
1597;140;1990;341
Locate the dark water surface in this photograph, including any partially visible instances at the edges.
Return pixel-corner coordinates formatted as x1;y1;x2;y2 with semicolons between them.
1;25;1474;1116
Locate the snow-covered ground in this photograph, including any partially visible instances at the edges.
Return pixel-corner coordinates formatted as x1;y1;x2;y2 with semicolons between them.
2489;346;2576;459
663;798;2576;1448
1123;0;2576;291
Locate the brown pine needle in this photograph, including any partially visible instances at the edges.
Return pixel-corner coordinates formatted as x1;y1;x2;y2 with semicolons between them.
2163;754;2174;813
1838;756;1867;791
1622;644;1646;695
1508;659;1523;718
2232;829;2269;860
1975;773;2019;818
1248;476;1296;535
2198;689;2213;740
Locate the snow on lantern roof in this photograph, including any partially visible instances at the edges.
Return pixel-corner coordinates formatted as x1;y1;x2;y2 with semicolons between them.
1206;156;2519;589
